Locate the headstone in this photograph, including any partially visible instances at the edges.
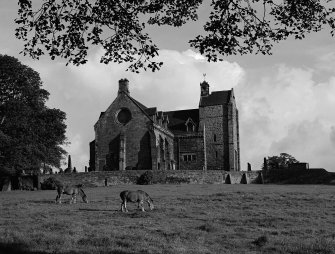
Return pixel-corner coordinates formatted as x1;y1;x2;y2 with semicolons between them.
241;173;248;184
2;177;11;191
68;155;72;169
64;155;72;173
263;157;268;171
225;174;231;184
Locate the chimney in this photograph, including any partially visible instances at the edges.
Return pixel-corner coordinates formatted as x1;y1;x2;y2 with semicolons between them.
118;78;130;95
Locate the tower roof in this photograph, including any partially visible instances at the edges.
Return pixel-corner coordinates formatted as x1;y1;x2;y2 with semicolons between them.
199;90;231;107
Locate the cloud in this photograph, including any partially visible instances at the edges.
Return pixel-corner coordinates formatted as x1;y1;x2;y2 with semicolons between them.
28;48;244;171
18;48;335;172
236;64;335;171
269;120;334;170
62;133;89;171
316;52;335;72
330;126;335;148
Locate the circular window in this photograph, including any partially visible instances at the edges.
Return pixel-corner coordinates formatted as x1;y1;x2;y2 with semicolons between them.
116;108;132;125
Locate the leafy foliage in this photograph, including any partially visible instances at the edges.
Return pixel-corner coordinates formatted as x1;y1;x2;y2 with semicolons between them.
40;177;62;190
15;0;202;72
15;0;335;72
0;55;67;175
264;153;299;170
190;0;335;61
137;170;154;185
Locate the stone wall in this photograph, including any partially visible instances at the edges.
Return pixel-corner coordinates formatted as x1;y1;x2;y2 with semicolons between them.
199;105;225;170
228;97;240;171
176;135;205;170
94;93;153;171
39;170;263;187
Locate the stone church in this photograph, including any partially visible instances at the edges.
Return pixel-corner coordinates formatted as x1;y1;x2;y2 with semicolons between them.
89;78;240;171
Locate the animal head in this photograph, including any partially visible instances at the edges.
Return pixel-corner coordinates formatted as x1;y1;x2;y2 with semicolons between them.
82;195;88;203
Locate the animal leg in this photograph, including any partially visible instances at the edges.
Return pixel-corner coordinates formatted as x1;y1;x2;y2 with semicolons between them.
124;201;128;212
73;194;77;204
69;194;75;204
139;201;145;212
56;194;62;204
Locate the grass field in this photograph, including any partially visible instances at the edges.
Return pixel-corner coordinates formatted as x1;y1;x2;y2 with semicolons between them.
1;184;335;254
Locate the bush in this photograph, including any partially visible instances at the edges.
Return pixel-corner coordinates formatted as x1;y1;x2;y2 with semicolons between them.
137;171;154;185
41;177;62;190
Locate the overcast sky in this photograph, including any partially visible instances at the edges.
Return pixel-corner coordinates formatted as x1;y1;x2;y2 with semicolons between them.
1;1;334;172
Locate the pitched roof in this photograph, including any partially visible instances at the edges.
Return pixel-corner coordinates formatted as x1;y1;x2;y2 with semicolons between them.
164;109;199;132
199;90;231;107
145;107;157;116
98;95;149;120
131;97;147;111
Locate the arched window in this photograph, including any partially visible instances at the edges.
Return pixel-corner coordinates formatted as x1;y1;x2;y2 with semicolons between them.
116;108;131;125
185;118;195;132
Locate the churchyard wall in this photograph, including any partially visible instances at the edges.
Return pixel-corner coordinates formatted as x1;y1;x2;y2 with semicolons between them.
39;170;263;187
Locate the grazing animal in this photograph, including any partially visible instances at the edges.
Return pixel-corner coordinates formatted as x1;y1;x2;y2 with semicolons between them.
120;190;154;212
55;184;88;204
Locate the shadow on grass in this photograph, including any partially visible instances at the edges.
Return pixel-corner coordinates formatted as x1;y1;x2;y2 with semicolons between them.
114;210;158;218
29;200;56;204
78;208;117;212
0;242;148;254
0;242;49;254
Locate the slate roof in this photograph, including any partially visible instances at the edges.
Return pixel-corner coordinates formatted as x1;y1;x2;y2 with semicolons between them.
99;95;149;119
131;97;148;111
145;107;157;116
99;89;231;133
164;109;199;132
199;90;231;107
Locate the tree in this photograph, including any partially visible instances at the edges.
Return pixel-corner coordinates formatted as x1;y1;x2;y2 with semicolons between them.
263;153;299;170
15;0;335;72
0;54;67;176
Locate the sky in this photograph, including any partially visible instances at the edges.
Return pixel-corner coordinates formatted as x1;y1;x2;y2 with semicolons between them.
0;1;334;172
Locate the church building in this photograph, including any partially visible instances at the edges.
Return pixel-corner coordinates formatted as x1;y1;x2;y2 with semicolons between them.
89;78;240;171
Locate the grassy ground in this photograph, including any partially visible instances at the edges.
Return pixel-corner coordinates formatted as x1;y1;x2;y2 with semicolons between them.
0;184;335;254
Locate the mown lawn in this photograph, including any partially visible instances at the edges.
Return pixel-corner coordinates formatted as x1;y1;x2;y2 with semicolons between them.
0;184;335;254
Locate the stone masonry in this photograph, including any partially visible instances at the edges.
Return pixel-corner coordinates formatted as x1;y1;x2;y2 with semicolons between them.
89;79;240;171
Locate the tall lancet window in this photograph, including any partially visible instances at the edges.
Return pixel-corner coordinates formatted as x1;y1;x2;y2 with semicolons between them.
185;118;196;132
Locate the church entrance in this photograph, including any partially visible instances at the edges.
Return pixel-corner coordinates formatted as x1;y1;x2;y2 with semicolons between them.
106;152;119;171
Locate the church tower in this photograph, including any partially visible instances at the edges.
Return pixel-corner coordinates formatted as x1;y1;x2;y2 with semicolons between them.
199;80;240;171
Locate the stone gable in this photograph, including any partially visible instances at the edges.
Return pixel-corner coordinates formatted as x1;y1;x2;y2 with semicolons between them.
90;79;240;172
